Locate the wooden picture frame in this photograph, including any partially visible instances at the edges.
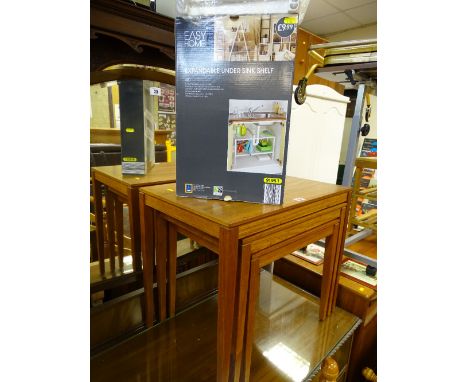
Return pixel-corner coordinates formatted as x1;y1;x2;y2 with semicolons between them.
340;258;377;290
292;243;324;265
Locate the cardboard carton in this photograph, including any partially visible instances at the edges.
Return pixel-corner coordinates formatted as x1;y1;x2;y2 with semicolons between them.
176;1;299;204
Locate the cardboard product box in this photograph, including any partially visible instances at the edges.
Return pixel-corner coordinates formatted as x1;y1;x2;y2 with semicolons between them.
175;1;299;204
119;80;156;174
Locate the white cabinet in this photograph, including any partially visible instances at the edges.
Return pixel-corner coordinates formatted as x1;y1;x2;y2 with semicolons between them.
287;85;350;184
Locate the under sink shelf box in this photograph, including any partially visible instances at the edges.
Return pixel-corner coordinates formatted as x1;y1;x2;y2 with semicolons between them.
175;0;309;204
119;80;156;175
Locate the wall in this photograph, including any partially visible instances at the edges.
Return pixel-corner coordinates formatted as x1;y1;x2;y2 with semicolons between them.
90;80;162;135
228;99;286;114
111;83;120;129
90;84;111;129
156;0;176;19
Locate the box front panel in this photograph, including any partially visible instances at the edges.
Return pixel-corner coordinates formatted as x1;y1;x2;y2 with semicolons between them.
120;80;146;174
176;12;297;204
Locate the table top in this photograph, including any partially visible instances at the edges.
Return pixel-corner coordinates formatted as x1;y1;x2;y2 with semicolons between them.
92;162;176;187
140;177;349;228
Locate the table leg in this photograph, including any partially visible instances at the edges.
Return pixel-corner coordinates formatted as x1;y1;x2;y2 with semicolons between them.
331;203;352;314
232;244;252;382
91;174;105;276
347;166;363;236
241;258;261;382
115;198;124;271
128;187;142;272
106;191;116;274
218;227;240;382
168;224;178;318
155;212;168;322
320;223;340;320
139;192;155;327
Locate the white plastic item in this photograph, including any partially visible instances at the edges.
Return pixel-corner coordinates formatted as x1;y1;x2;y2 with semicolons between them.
177;0;310;22
287;85;350;184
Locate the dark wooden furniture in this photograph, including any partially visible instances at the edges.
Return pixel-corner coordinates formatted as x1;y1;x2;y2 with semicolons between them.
274;254;377;382
91;0;175;74
91;271;360;382
91;162;176;276
139;177;351;381
90;131;172;157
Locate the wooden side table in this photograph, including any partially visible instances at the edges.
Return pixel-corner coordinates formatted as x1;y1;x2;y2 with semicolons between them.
91;162;176;276
139;177;351;382
273;253;377;381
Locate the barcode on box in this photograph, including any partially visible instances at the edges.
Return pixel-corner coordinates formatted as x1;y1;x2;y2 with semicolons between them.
263;184;282;205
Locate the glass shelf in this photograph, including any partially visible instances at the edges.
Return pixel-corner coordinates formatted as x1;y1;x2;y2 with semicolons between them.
91;271;360;381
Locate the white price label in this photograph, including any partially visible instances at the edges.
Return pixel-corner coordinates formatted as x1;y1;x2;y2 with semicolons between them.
149;87;161;96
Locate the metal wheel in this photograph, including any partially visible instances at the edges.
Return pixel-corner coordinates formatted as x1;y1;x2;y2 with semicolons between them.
360;123;371;136
294;78;308;105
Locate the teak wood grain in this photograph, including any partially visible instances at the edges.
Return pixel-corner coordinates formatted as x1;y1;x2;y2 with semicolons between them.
140;177;348;232
139;176;351;382
139;192;155;327
91;272;360;382
91;162;175;276
273;254;377;382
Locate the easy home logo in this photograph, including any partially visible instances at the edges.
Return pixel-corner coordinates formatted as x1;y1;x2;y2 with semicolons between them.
184;30;207;48
177;18;214;55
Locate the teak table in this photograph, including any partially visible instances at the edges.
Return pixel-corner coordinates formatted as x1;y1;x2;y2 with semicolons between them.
91;162;176;276
139;177;351;382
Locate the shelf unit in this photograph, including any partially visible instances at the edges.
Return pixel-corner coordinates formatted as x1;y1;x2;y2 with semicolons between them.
233;126;276;166
228;22;251;61
259;15;272;61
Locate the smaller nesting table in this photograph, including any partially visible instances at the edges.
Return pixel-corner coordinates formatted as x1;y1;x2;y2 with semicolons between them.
91;162;176;276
